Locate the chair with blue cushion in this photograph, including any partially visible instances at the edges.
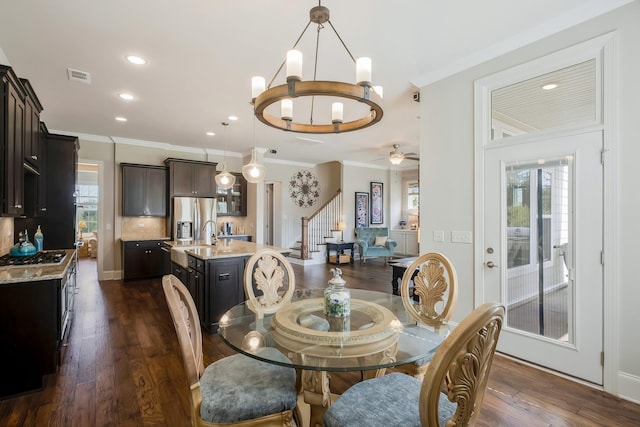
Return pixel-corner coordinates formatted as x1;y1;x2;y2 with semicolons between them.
354;227;397;264
324;302;504;427
162;274;299;427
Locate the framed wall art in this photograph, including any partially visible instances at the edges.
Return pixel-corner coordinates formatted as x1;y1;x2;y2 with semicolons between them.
370;182;383;224
355;192;369;228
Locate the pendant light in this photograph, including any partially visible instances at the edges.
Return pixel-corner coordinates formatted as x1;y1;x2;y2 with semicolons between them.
242;115;266;183
215;122;236;190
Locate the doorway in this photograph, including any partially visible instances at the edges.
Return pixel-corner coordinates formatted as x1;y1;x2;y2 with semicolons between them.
264;183;274;246
474;34;615;385
77;161;101;276
482;131;603;384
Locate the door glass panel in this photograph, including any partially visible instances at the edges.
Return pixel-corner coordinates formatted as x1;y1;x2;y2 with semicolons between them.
491;59;596;140
504;157;571;342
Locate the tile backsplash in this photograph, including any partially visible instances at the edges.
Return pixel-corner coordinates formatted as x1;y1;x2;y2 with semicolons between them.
0;218;14;255
121;217;168;240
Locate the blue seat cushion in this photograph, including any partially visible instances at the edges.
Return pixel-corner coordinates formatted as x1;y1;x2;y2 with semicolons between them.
199;348;298;423
323;373;456;427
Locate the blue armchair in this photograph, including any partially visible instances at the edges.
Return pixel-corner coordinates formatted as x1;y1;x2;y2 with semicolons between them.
355;227;397;264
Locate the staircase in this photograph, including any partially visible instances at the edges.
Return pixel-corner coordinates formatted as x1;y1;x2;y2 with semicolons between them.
288;189;342;266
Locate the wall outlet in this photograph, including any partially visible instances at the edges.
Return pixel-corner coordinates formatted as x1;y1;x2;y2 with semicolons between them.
433;230;444;242
138;223;145;228
451;230;472;244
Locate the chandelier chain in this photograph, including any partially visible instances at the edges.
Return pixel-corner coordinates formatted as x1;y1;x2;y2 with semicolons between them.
327;21;356;63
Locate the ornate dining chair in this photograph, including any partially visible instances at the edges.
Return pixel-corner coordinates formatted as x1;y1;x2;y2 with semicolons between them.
243;249;297;319
324;302;505;427
162;274;299;427
395;252;458;380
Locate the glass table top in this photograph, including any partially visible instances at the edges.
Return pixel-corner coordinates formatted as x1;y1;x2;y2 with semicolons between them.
218;288;448;371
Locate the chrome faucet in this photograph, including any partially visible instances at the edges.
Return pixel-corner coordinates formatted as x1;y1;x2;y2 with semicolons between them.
201;220;218;245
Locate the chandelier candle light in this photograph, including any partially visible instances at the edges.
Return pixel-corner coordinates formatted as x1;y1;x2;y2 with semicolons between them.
215;122;236;190
251;2;383;134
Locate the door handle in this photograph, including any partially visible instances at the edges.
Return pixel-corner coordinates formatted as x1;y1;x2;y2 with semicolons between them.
485;261;498;269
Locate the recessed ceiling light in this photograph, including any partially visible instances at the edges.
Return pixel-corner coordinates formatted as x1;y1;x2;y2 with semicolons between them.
119;93;135;101
542;83;558;90
126;55;146;65
206;131;215;136
115;116;127;122
228;115;239;121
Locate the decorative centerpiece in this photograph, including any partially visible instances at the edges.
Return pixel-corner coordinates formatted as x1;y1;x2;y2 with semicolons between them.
324;268;350;318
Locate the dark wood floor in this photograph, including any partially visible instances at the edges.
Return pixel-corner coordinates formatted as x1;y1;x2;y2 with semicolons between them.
1;257;639;426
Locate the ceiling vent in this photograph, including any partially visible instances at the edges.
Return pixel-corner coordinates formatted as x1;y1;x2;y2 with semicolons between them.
67;68;91;84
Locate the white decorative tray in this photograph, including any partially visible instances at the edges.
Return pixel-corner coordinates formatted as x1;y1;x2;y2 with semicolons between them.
272;298;400;358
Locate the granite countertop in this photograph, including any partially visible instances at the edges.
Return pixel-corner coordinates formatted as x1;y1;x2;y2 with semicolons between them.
183;240;291;261
120;237;171;242
163;237;251;247
0;249;76;284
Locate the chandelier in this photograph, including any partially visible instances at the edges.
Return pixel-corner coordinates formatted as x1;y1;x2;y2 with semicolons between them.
251;2;383;134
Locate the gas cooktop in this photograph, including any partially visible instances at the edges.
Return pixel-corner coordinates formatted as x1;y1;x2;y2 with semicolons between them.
0;250;67;266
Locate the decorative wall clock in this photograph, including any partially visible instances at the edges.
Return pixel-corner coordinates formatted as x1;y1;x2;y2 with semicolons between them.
289;170;321;208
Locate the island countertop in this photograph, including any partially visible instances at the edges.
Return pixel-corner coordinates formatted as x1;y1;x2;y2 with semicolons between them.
183;240;291;261
0;249;76;284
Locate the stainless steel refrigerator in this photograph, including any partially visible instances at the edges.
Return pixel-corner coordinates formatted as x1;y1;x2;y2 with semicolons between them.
169;197;217;244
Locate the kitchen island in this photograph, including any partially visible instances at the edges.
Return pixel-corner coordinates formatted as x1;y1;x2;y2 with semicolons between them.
166;240;291;332
0;249;77;398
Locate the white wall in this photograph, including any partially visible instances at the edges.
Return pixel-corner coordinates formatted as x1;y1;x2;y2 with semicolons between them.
418;1;640;401
262;159;342;249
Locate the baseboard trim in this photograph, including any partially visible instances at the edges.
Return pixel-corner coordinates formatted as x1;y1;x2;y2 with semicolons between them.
618;372;640;404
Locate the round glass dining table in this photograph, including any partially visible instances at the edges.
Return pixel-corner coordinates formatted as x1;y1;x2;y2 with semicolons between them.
218;288;448;427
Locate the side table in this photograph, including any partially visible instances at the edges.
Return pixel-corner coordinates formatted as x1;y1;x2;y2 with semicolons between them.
389;257;418;295
326;241;355;265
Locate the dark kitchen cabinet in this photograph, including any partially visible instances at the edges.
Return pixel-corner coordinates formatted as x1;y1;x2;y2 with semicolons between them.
172;262;188;286
216;173;247;216
20;78;43;171
165;158;217;198
187;255;206;321
0;253;76;399
15;127;78;249
0;279;57;398
121;163;167;216
202;256;248;332
0;65;26;216
123;240;166;281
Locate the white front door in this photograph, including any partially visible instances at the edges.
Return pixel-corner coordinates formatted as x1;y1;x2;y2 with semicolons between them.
482;131;603;384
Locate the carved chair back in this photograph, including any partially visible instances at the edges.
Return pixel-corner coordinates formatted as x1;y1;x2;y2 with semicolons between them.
244;249;296;319
420;302;504;426
400;252;458;328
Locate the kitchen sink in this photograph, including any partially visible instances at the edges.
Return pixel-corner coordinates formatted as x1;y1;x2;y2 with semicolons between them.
170;246;203;268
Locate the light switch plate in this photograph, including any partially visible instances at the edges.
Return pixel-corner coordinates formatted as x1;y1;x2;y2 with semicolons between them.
433;230;444;242
451;230;472;243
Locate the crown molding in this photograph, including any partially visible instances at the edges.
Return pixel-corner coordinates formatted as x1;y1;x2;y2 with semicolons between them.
411;0;634;87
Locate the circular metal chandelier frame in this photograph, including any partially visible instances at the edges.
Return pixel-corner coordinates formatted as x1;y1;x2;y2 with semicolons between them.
254;80;383;134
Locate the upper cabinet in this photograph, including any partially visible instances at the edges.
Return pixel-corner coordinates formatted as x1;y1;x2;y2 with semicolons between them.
20;79;43;171
165;158;217;198
121;163;167;217
0;65;26;216
217;173;247;216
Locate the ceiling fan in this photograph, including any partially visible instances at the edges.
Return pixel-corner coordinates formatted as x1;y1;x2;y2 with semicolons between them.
389;144;419;165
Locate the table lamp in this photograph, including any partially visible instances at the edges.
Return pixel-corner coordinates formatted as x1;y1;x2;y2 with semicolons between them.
337;221;346;242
